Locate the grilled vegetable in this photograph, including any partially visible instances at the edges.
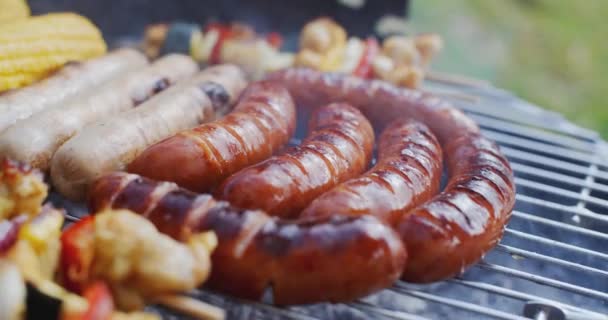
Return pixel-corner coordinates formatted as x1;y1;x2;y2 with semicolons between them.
0;158;47;221
0;0;29;24
0;13;107;92
60;216;95;293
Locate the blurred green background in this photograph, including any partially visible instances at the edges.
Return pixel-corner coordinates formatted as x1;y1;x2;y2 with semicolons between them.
410;0;607;138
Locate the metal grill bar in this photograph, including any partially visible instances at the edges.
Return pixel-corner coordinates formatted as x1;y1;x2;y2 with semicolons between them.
351;301;431;320
390;286;528;320
501;146;608;181
514;194;608;224
515;178;608;209
511;162;608;194
476;262;608;301
468;114;595;152
494;244;608;277
512;210;608;240
448;279;608;319
483;130;599;163
504;228;608;260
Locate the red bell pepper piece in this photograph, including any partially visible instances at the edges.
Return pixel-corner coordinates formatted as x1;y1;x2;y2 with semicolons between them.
63;282;114;320
352;37;380;79
80;282;114;320
265;32;283;49
60;216;95;293
204;23;234;64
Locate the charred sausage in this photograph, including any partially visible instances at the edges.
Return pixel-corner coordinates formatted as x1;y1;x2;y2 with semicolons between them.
0;49;148;132
0;54;198;170
302;118;442;226
50;65;247;201
88;172;406;305
127;80;296;193
267;68;515;282
218;102;374;218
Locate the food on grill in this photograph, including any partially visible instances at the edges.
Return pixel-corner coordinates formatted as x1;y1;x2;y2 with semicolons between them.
219;103;374;218
128;80;296;192
294;17;442;88
89;172;407;305
60;209;217;310
0;48;147;133
50;64;247;201
0;54;198;171
302;118;443;225
0;158;47;221
268;68;516;282
0;0;29;24
0;13;107;92
143;22;293;79
141;18;442;87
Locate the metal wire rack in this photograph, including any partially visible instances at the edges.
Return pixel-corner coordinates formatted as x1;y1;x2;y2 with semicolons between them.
54;75;608;319
142;78;608;320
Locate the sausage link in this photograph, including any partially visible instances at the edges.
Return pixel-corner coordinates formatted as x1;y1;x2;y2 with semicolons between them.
50;65;247;201
0;54;198;170
0;48;148;132
89;172;406;305
302;118;442;225
127;80;296;192
218;102;374;218
267;68;515;282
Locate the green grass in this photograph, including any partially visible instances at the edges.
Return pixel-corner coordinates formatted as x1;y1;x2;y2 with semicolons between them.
409;0;608;138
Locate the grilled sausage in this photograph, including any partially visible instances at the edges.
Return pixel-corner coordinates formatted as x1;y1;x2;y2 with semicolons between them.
0;54;198;170
267;68;515;282
0;49;148;132
50;65;247;201
128;80;296;192
302;118;442;225
219;102;374;218
88;172;406;305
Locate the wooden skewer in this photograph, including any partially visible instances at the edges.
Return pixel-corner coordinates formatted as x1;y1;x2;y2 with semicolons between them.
426;70;492;89
154;294;226;320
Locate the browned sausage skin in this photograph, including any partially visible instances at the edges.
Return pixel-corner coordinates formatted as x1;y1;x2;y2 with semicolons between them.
127;80;296;192
89;172;407;305
302;118;442;225
218;102;374;218
267;68;515;282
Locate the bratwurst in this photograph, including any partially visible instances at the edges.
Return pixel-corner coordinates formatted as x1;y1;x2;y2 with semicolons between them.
51;65;247;201
128;80;296;192
218;102;374;218
88;172;406;305
267;68;515;282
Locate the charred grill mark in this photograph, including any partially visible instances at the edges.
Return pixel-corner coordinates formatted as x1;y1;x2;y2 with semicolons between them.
199;81;230;112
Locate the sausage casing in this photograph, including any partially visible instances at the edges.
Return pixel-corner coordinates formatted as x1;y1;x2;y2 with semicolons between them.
50;65;247;201
219;102;374;218
128;80;296;192
0;49;148;132
89;172;406;305
0;54;198;170
268;68;515;282
302;118;442;225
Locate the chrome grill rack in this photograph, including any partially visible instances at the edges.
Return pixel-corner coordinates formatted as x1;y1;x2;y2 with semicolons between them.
150;79;607;320
57;77;608;319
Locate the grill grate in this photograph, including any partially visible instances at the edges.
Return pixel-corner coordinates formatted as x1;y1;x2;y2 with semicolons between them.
60;77;608;319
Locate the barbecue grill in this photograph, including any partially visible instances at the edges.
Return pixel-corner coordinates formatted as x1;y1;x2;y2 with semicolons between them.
30;1;608;319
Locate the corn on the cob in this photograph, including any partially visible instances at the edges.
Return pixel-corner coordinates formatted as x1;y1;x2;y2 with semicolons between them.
0;0;30;24
0;13;107;92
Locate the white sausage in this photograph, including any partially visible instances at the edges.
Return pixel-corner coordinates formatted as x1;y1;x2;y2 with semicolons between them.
51;64;247;201
0;49;148;132
0;54;198;170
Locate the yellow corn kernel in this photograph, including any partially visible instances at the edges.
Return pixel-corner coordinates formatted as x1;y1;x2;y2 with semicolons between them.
0;0;30;24
0;13;107;91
